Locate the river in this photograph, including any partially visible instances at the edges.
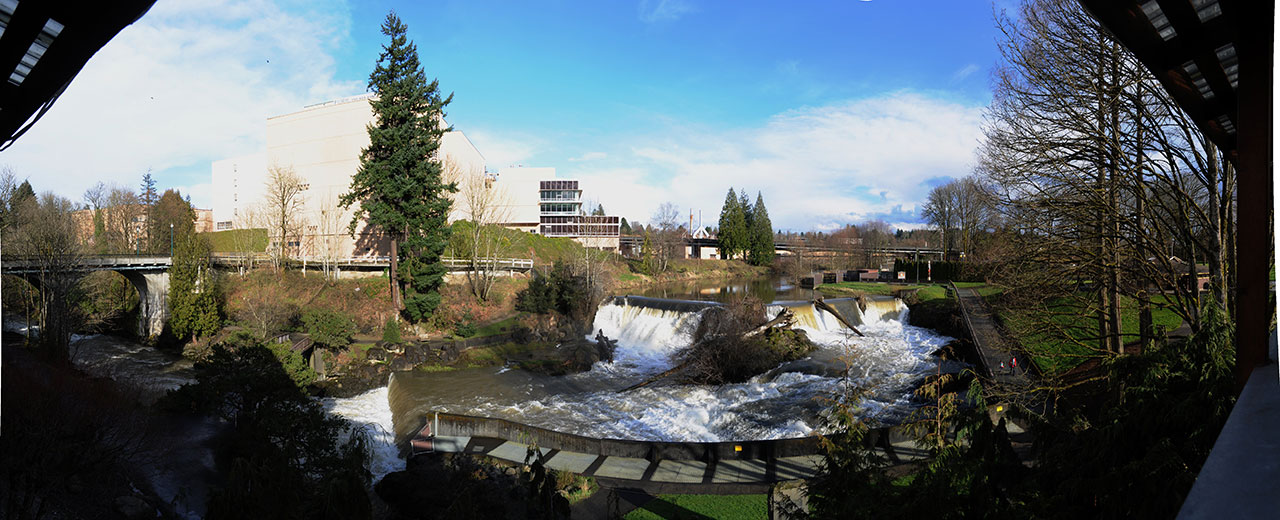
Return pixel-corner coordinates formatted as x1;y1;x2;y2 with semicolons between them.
388;294;955;443
2;281;954;506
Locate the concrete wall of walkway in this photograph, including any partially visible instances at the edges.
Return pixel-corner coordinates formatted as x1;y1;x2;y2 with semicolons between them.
411;412;923;463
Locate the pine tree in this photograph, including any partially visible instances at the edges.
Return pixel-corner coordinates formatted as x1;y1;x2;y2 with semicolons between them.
139;172;157;253
748;192;775;266
620;217;631;235
169;234;220;340
341;12;457;322
740;189;754;258
717;188;747;259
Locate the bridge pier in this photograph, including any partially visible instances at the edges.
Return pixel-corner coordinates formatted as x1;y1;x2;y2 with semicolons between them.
120;270;169;338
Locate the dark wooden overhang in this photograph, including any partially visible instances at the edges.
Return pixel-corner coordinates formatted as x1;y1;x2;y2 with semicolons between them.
0;0;155;150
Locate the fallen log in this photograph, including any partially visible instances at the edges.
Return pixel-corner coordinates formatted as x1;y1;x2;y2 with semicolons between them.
814;296;865;337
744;308;796;338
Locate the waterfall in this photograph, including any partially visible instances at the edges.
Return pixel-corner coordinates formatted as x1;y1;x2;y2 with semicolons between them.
591;299;708;372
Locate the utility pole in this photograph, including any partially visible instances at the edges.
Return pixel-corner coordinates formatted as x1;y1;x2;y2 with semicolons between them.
169;223;174;257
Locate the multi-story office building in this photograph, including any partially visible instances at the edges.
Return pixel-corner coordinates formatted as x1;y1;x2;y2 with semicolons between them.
537;179;620;250
211;95;619;256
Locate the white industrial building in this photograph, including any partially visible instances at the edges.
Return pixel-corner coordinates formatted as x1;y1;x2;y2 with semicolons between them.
210;95;618;258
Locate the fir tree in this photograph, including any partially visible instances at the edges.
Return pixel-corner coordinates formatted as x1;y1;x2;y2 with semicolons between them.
619;217;631;235
139;172;157;252
341;12;457;321
168;234;220;340
748;192;775;266
717;188;747;259
739;188;753;257
150;189;195;254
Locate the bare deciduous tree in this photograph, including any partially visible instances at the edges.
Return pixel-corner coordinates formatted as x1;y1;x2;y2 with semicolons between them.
264;165;307;269
650;202;683;273
980;0;1237;368
451;161;516;301
6;192;85;359
315;195;347;281
230;204;266;275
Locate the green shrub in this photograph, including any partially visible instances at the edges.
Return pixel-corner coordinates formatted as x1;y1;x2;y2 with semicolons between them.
455;312;477;338
513;262;593;321
381;317;402;344
302;308;357;349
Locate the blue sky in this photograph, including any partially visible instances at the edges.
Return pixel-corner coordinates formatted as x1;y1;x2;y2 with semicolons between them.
2;0;1009;231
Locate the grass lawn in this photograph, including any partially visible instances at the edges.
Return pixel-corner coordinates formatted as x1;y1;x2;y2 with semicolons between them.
471;315;521;338
1003;294;1183;376
202;228;267;252
624;494;767;520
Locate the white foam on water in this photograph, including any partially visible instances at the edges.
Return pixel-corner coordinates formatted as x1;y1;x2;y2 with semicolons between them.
591;302;703;373
324;386;400;480
394;297;953;444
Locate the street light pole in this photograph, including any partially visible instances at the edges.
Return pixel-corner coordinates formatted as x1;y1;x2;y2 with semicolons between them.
169;223;174;257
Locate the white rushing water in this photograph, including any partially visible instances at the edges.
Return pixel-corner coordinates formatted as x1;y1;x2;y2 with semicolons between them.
324;387;401;481
389;296;956;443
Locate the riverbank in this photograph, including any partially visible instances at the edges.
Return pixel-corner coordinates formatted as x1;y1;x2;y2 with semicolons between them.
614;258;773;292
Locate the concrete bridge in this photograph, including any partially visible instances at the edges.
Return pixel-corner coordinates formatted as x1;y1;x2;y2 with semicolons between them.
2;255;172;337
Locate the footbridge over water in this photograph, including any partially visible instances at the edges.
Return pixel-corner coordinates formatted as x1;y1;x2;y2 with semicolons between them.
2;255;172;337
407;412;930;484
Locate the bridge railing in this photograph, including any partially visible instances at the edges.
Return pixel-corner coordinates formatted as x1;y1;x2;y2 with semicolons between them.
209;253;534;271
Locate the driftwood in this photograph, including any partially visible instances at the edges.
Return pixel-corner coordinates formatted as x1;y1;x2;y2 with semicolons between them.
744;308;796;337
813;296;865;337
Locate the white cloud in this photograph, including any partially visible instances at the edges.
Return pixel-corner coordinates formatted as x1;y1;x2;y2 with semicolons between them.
1;0;360;209
638;0;695;23
465;129;542;168
565;92;984;231
951;63;981;82
568;151;608;162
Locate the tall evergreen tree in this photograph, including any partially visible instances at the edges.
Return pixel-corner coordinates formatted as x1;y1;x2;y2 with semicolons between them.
717;188;746;259
169;234;220;340
748;192;775;266
150;189;195;255
739;189;754;257
619;217;631;235
139;172;157;253
341;12;456;321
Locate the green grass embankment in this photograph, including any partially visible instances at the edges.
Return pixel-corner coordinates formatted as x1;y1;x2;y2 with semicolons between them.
202;228;268;252
1000;294;1182;376
624;494;768;520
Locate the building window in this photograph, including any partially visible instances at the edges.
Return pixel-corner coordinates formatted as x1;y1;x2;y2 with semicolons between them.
216;221;233;230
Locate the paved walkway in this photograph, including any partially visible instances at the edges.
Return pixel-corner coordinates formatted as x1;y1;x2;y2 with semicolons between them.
953;285;1029;385
423;434;931;485
427;435;825;484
